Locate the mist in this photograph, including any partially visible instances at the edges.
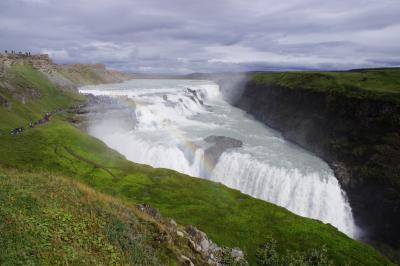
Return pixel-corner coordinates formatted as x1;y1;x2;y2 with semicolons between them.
79;79;359;237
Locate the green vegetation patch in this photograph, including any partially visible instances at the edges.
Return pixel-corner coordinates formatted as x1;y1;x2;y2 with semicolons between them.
0;169;174;265
0;64;84;131
252;69;400;102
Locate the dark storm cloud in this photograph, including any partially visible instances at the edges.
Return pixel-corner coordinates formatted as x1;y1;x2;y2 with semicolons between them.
0;0;399;73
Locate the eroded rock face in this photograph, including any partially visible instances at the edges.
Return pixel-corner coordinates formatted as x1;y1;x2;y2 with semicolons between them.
235;80;400;250
204;135;243;168
186;88;204;105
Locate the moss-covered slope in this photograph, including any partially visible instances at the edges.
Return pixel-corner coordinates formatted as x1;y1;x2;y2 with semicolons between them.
0;169;180;265
251;69;400;102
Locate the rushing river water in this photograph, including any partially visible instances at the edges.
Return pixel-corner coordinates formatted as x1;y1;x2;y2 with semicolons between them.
80;79;358;237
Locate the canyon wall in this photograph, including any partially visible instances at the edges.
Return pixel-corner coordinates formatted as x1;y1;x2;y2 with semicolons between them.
235;77;400;250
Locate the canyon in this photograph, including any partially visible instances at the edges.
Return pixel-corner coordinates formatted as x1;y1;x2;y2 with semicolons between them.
233;71;400;257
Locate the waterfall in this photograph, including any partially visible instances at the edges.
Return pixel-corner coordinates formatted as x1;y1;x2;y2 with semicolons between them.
212;152;355;236
80;79;359;238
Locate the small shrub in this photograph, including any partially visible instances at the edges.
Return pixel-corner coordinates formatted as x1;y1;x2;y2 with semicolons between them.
220;250;248;266
301;247;334;266
255;237;280;266
256;237;334;266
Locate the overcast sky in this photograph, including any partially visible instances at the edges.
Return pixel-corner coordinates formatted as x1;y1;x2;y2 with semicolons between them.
1;0;399;73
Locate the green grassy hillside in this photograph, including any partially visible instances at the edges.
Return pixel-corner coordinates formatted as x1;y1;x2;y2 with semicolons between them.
0;64;84;131
0;169;182;265
0;64;393;265
252;69;400;102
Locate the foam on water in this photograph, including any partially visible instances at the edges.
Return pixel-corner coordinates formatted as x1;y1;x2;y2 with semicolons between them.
80;79;359;237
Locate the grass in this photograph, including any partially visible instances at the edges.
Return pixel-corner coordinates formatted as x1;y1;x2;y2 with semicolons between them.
0;110;391;265
0;64;393;265
0;64;84;131
251;69;400;103
0;169;175;265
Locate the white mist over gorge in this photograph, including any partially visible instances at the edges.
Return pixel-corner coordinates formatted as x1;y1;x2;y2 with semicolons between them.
80;79;359;237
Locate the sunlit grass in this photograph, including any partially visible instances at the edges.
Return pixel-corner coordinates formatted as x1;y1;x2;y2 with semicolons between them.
252;69;400;102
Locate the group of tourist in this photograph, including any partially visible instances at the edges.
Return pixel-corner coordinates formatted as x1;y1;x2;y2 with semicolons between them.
10;112;53;136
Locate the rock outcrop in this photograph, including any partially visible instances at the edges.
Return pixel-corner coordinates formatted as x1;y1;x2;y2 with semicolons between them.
235;80;400;250
0;52;134;89
204;135;243;168
0;53;54;72
136;203;248;265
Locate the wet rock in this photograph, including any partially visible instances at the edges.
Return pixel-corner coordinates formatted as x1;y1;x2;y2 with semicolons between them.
186;88;204;105
204;135;243;146
332;161;352;187
204;135;243;168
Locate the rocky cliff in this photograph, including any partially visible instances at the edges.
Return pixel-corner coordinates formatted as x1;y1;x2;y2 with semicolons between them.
0;52;134;88
57;63;134;85
235;72;400;254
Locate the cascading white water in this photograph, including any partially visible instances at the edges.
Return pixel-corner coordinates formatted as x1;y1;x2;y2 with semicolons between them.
80;79;359;237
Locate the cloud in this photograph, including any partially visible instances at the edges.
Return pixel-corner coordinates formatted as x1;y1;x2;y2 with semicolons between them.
0;0;399;73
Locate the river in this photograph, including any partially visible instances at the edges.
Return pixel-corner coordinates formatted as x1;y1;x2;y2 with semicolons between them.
80;79;358;237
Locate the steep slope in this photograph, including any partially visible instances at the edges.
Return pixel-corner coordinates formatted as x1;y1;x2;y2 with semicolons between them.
0;64;84;131
0;62;393;265
0;168;219;265
235;70;400;262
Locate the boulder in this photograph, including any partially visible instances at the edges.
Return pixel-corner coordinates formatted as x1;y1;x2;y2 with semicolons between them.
204;135;243;168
